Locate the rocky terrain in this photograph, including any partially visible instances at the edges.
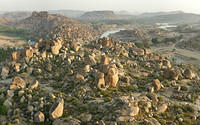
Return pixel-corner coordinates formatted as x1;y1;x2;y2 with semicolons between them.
1;10;200;125
0;26;200;125
14;11;98;42
176;34;200;51
108;29;150;42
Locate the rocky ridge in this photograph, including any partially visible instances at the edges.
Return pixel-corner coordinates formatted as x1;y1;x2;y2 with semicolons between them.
14;11;98;42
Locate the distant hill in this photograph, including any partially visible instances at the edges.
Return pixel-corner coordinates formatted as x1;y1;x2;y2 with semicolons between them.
115;10;132;15
137;12;200;24
0;11;31;25
80;11;120;20
138;11;184;18
48;10;85;18
14;11;98;41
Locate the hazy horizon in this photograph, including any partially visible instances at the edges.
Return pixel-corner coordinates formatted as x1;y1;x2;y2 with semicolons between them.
0;0;200;14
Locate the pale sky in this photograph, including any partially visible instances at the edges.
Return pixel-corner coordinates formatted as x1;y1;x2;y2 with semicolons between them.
0;0;200;14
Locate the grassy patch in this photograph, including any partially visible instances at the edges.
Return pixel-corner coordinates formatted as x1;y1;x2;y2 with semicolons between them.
0;25;29;40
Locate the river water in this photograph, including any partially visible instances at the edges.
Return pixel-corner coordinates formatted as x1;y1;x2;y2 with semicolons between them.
100;28;125;38
156;23;177;29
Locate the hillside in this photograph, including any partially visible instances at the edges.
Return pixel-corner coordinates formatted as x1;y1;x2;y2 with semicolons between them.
80;11;120;20
14;11;98;42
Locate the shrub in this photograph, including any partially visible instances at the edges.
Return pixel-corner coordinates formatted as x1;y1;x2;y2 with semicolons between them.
0;47;15;62
0;105;8;115
180;85;188;91
0;98;8;115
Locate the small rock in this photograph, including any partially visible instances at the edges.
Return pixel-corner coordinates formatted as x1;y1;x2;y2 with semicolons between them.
27;94;32;101
128;106;140;116
71;42;80;52
97;73;106;90
34;111;45;123
80;113;92;122
117;116;134;122
12;51;19;61
28;105;34;112
51;39;62;55
100;55;110;65
29;80;39;90
20;96;25;103
86;55;96;65
104;64;119;87
152;79;161;91
1;67;9;79
84;65;90;73
178;118;183;122
184;69;195;79
122;106;140;116
157;104;168;114
25;48;33;60
49;98;64;120
18;90;25;97
14;63;21;73
162;60;171;69
3;99;12;107
163;69;179;80
41;51;47;59
75;74;84;83
7;90;14;98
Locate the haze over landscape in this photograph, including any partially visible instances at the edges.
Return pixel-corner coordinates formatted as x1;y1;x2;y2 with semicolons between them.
1;0;200;14
1;0;200;125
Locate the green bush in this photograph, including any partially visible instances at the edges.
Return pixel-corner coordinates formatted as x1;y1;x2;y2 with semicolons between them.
0;105;8;115
0;98;8;115
152;38;159;44
0;47;16;62
180;85;188;91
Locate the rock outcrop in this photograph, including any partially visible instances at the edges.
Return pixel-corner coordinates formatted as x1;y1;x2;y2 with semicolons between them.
9;76;26;90
15;11;98;42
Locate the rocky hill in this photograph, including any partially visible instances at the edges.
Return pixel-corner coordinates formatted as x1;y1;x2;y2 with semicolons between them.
0;32;200;124
80;11;120;20
14;11;98;42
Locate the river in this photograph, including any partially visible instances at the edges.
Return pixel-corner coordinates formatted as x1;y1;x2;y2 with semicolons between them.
100;28;125;38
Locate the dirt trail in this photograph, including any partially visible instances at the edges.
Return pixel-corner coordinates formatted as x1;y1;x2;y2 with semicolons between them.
0;34;26;48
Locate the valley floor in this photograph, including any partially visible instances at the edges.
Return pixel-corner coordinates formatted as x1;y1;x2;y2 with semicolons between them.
0;34;26;48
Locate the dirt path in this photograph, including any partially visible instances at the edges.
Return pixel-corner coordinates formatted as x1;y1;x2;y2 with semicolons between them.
0;34;26;48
